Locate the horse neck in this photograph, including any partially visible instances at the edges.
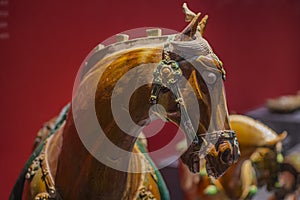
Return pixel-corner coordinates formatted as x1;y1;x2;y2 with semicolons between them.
55;47;163;199
53;110;126;199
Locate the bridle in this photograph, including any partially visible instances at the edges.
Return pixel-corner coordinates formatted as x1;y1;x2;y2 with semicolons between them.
149;57;200;145
149;38;201;146
149;41;238;157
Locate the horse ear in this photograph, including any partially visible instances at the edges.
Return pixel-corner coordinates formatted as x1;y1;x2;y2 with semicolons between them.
265;131;288;146
199;15;208;36
182;3;208;36
182;3;196;22
176;13;201;41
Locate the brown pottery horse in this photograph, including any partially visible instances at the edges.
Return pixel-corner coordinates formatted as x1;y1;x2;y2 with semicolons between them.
10;3;239;200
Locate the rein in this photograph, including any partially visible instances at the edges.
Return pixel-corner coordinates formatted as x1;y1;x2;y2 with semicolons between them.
149;38;201;146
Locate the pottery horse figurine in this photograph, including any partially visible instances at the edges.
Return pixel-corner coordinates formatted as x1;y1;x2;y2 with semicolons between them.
10;3;239;200
179;114;288;200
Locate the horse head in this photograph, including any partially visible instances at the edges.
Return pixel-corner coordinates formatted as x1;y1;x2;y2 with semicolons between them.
151;4;240;178
230;114;287;191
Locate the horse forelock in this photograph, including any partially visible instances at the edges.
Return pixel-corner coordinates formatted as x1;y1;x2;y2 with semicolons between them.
170;37;211;58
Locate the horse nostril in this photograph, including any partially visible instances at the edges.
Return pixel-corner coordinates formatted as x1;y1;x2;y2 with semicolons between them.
220;148;232;165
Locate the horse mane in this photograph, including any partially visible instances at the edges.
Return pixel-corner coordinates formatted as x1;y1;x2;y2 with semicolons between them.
79;35;170;82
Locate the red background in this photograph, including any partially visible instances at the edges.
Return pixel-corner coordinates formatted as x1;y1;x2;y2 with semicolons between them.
1;0;300;198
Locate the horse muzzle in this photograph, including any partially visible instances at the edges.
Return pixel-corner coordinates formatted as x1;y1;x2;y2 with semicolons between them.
204;130;240;178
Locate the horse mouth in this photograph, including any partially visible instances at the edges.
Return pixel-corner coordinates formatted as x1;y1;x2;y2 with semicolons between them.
205;158;228;178
184;129;240;178
204;130;240;178
186;151;231;178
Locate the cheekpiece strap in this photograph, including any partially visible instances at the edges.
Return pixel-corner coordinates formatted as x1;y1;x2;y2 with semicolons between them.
149;35;200;145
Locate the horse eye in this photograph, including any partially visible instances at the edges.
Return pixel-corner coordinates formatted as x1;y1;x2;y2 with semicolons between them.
203;71;217;84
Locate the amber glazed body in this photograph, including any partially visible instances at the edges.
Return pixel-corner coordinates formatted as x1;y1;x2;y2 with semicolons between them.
10;3;240;200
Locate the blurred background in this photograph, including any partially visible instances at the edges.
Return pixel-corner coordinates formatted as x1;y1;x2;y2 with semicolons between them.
1;0;300;199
